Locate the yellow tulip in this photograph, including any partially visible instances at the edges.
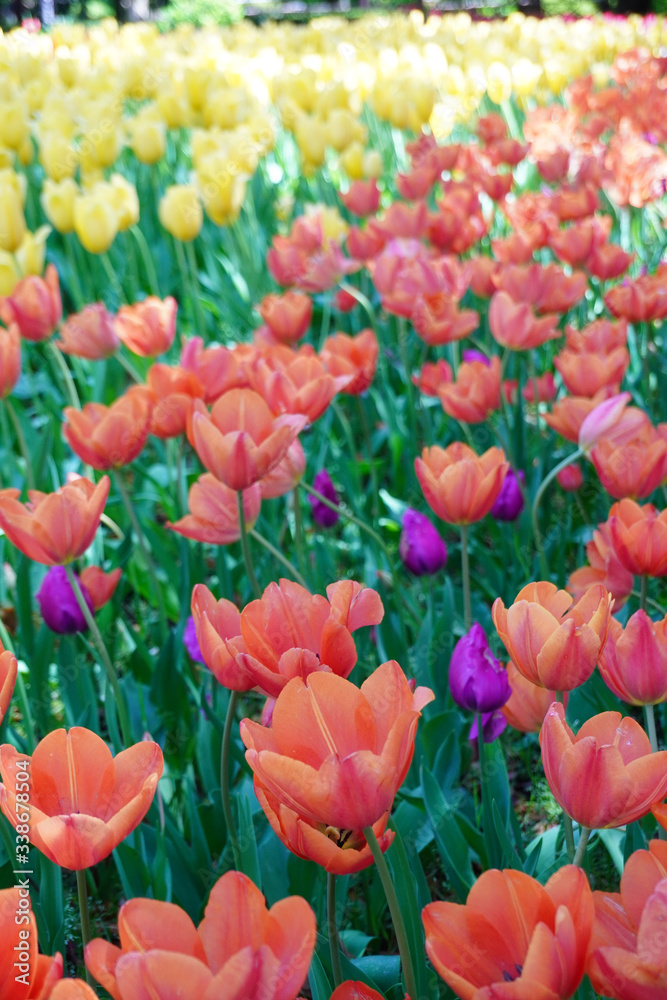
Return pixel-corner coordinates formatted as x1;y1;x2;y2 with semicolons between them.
15;226;51;277
0;184;26;253
197;156;246;227
39;133;79;182
109;175;140;231
486;61;512;105
0;101;29;152
130;118;166;165
0;251;20;296
295;115;327;169
41;178;79;234
159;184;203;242
74;191;118;254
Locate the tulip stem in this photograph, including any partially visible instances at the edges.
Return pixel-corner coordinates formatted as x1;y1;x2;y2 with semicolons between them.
76;869;95;985
327;872;343;988
459;525;472;632
250;528;308;589
357;396;379;519
184;240;207;339
64;564;132;749
238;491;262;600
4;399;35;490
220;689;242;870
639;575;648;613
113;471;169;640
131;225;161;297
531;449;583;577
115;351;144;384
645;704;659;754
292;490;308;584
363;826;418;1000
46;340;81;410
100;252;126;304
572;826;591;868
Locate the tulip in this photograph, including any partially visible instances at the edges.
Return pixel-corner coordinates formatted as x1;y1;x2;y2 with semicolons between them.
254;777;394;874
41;177;78;234
490;467;525;521
64;386;154;470
241;659;434;830
578;391;646;454
0;180;26;252
330;983;384;1000
608;499;667;578
540;703;667;829
0;323;21;398
0;264;61;342
557;463;584;492
73;191;118;254
308;469;340;527
0;645;17;728
591;430;667;500
257;291;312;344
492;581;613;690
412;294;479;346
15;225;50;278
554;347;630;398
78;566;121;611
85;871;316;1000
0;727;163;869
158;184;203;242
489;291;560;350
415;442;509;525
340;179;381;217
191;389;307;492
250;349;351;423
109;175;140;232
502;660;567;734
0;476;110;566
180;337;248;403
469;710;507;743
260;439;306;500
522;371;557;404
423;865;594;1000
131;118;167;166
567;520;634;608
439;356;501;425
545;393;614;445
37;565;94;634
50;982;96;999
449;623;511;713
190;585;248;691
320;328;379;395
598;610;667;706
115;296;177;358
413;359;453;397
565;317;628;355
0;887;63;997
147;363;204;440
169;475;261;545
399;508;448;576
57;303;120;360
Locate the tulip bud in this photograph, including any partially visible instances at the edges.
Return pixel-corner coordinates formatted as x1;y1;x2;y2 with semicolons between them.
74;191;118;254
37;566;94;634
41;178;78;234
578;391;631;454
557;464;584;492
308;469;339;527
399;509;448;576
159;184;203;242
449;623;511;713
490;468;525;522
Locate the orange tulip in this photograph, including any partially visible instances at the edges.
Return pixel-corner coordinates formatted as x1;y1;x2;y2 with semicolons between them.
544;393;610;444
554;183;599;223
0;476;109;566
249;348;351;423
147;363;204;439
586;243;634;281
50;983;96;999
330;983;385;1000
492;581;613;690
599;610;667;706
489;291;560;351
115;296;177;357
547;218;602;267
540;703;667;829
260;439;306;499
0;887;63;998
64;386;154;470
320;328;379;395
254;776;394;874
0;645;17;728
57;303;120;360
0;264;61;342
0;323;21;398
257;291;313;344
396;167;438;200
490;231;538;265
340;179;381;217
78;566;121;610
608;498;667;577
85;870;316;1000
190;585;248;690
423;865;594;1000
522;371;557;404
578;392;650;454
605;274;667;323
438;356;501;424
180;337;249;403
169;475;261;545
553;347;629;397
536;147;570;183
494;262;587;314
413;359;453;396
557;463;583;491
502;660;567;734
412;294;479;346
190;389;306;491
567;520;634;608
369;201;429;242
241;660;434;830
591;430;667;499
0;727;163;869
415;442;509;525
466;255;502;298
565;317;628;355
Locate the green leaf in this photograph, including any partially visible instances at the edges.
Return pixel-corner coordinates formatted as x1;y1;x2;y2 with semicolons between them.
237;790;262;889
492;800;523;871
422;765;475;901
308;950;333;1000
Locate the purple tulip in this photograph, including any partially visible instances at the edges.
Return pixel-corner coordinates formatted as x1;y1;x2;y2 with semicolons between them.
470;710;508;743
449;623;511;713
183;616;204;662
399;509;448;576
462;349;491;367
308;470;340;528
36;566;94;634
490;468;525;522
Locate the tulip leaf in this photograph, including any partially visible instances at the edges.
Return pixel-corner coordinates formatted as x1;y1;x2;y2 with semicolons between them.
421;765;475;902
352;954;401;992
34;855;64;957
340;930;375;959
308;950;332;1000
385;820;435;1000
492;800;524;871
623;821;647;863
114;842;152;899
599;828;625;878
236;789;262;889
523;837;543;878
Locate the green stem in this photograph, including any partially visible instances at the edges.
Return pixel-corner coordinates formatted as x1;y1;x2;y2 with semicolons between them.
362;825;418;1000
357;395;379;519
238;490;262;600
476;710;498;866
532;448;584;578
131;225;161;297
114;351;144;384
64;564;132;749
398;317;419;448
555;691;575;862
644;703;659;754
572;826;591;868
327;871;343;989
220;689;241;869
46;340;81;410
249;529;307;588
76;869;94;986
113;471;169;639
630;590;663;617
292;489;308;583
184;239;207;339
460;524;472;632
100;252;126;304
332;399;361;497
4;399;34;490
639;575;648;614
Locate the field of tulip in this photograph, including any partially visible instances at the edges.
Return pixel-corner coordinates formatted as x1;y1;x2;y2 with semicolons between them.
0;8;667;1000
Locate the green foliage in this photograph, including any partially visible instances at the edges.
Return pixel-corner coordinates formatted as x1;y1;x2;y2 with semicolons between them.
157;0;243;29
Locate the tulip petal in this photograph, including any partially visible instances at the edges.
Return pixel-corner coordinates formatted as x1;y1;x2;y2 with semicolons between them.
116;951;213;1000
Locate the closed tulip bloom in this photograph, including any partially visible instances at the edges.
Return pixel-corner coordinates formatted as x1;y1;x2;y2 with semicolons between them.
258;291;313;344
169;475;261;546
449;623;511;713
412;294;479;346
0;323;21;397
541;703;667;829
320;328;379;395
64;386;154;470
260;439;306;500
0;645;17;727
37;565;94;634
115;296;177;358
78;566;122;611
241;660;434;831
414;359;453;397
415;442;509;525
50;982;96;999
191;389;307;491
502;660;567;734
423;865;594;1000
565;318;628;355
190;585;248;691
158;185;203;242
254;777;394;875
0;264;61;342
340;179;381;217
567;521;634;608
147;363;204;439
557;464;584;492
0;476;109;566
599;611;667;706
73;192;118;254
57;303;120;360
490;467;525;521
399;508;448;576
545;393;613;445
308;469;340;527
608;499;667;578
85;871;316;1000
554;347;630;397
591;431;667;500
578;391;650;455
251;349;351;424
0;887;63;998
0;727;163;870
439;356;501;425
492;581;613;690
489;291;560;351
0;181;26;252
41;178;78;234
